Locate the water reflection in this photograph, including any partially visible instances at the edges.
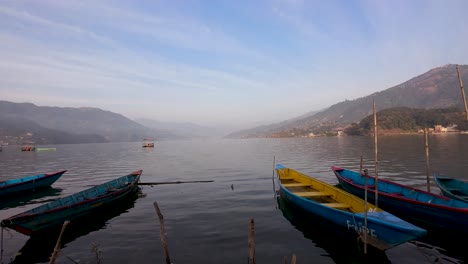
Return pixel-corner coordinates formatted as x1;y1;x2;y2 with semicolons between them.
0;188;63;210
276;195;391;264
10;192;141;264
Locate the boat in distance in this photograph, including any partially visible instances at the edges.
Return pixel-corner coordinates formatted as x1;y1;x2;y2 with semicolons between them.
275;164;426;251
0;170;67;197
1;170;142;236
332;166;468;233
433;174;468;202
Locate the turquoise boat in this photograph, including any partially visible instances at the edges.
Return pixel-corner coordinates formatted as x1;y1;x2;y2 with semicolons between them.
0;170;67;197
433;174;468;202
276;164;426;251
1;170;142;236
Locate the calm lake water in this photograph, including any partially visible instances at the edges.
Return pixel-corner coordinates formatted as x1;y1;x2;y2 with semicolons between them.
0;134;467;264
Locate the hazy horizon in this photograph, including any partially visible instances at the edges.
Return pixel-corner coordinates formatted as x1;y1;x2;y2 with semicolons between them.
1;0;468;129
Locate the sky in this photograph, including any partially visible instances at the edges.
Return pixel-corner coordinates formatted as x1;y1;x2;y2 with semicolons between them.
1;0;468;129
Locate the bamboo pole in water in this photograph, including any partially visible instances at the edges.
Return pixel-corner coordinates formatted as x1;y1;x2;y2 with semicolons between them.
359;155;363;174
456;64;468;121
248;218;256;264
373;100;379;208
138;180;213;186
424;128;431;192
363;169;369;254
49;220;70;264
154;202;171;264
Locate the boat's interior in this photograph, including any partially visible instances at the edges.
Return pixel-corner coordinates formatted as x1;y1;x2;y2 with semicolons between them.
277;167;379;213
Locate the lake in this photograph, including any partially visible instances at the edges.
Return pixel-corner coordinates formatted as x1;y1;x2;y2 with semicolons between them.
0;134;467;263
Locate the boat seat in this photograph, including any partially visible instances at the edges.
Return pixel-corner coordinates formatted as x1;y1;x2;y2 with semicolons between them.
322;203;351;209
295;191;332;197
282;183;311;187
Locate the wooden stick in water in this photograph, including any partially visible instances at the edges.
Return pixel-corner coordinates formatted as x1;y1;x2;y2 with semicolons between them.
424;128;431;192
154;202;171;264
373;99;379;208
248;218;256;264
359;155;363;174
49;220;70;264
290;254;297;264
456;64;468;121
363;169;369;254
139;180;213;186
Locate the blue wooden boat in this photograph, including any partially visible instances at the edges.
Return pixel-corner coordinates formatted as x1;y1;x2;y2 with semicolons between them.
276;164;426;251
1;170;142;236
433;174;468;202
0;170;67;197
332;166;468;233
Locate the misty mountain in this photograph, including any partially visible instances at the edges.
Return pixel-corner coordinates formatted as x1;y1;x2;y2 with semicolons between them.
227;64;468;138
0;117;106;144
0;101;177;143
135;118;226;139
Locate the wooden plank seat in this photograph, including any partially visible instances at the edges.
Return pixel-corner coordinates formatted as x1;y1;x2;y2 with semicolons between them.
282;183;311;187
322;203;351;209
295;191;332;197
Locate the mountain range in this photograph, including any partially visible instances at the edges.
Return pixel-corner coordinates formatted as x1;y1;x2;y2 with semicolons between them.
227;64;468;138
1;64;467;144
0;101;177;144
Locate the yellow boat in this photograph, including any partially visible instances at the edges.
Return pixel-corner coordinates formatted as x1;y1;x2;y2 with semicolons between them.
275;164;426;251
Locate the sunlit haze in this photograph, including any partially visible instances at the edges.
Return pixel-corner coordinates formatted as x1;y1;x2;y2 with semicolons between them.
1;0;468;129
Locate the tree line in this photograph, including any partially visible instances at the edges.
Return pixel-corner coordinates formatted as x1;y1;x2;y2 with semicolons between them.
345;107;468;136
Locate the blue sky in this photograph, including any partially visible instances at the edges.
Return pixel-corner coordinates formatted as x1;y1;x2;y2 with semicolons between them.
1;0;468;129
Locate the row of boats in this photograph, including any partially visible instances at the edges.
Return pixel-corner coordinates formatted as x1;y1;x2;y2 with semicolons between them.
0;169;142;236
275;164;468;251
1;162;466;254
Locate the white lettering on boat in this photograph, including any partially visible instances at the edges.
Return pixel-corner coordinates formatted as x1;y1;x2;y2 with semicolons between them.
346;220;377;237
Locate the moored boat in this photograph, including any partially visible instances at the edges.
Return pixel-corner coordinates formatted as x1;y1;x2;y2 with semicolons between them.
0;170;67;197
142;138;154;148
21;145;35;151
433;174;468;202
332;166;468;233
276;164;426;251
1;170;142;236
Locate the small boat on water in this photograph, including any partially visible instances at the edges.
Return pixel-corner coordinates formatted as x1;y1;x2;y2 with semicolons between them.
275;164;426;251
332;166;468;233
142;138;154;148
0;170;67;197
36;148;57;152
433;174;468;202
21;145;35;151
1;170;142;236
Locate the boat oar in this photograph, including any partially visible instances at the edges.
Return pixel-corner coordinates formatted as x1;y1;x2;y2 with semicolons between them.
138;180;214;186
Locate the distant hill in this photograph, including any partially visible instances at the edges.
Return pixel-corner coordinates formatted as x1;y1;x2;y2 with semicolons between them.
227;64;468;138
0;117;106;144
0;101;177;144
135;118;226;139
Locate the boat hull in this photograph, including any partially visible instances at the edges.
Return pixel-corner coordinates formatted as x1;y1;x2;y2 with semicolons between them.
332;167;468;233
0;171;67;197
1;170;142;236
